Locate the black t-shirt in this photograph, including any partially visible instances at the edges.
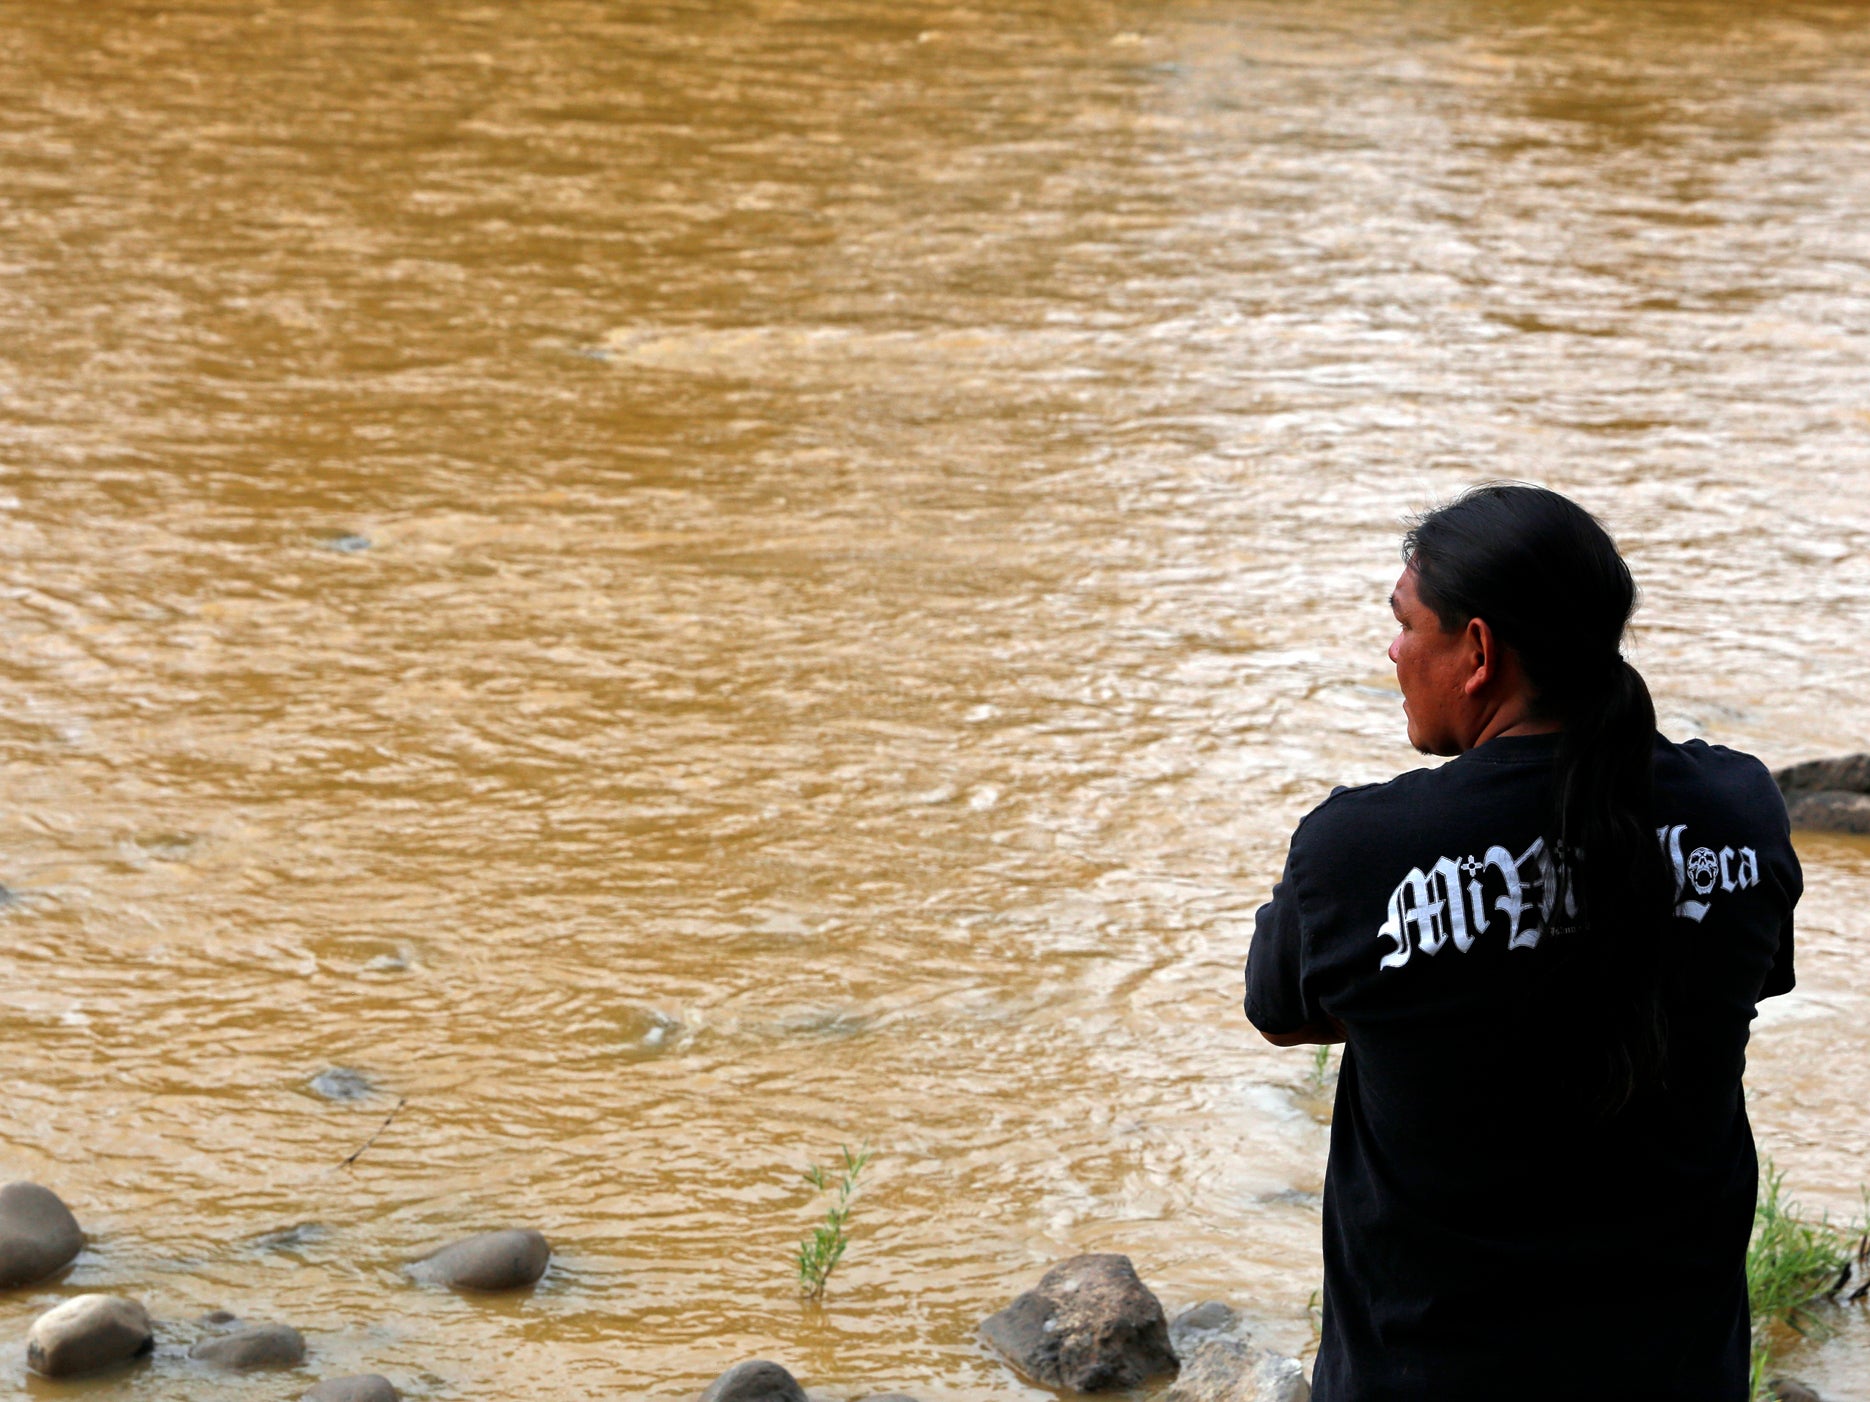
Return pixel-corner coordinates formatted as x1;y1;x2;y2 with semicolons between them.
1245;732;1801;1402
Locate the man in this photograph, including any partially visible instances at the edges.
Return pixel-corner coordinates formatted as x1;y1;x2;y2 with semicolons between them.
1245;484;1800;1402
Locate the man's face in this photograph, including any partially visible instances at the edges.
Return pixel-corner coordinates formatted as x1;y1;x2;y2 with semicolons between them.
1387;563;1475;756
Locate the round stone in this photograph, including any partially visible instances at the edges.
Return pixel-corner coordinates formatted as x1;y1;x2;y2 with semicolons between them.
27;1294;153;1377
409;1228;550;1291
189;1321;307;1370
304;1375;401;1402
0;1181;84;1288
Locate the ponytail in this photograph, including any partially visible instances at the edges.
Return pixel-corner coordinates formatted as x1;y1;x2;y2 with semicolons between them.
1405;485;1672;1112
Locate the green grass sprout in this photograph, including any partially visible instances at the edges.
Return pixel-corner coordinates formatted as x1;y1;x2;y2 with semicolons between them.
1308;1044;1333;1093
1746;1161;1864;1398
796;1142;873;1301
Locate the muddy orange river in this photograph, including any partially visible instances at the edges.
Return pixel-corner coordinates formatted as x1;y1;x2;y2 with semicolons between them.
1;1;1868;1398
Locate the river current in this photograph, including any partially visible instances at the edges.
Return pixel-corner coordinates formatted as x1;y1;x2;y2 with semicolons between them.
2;1;1869;1398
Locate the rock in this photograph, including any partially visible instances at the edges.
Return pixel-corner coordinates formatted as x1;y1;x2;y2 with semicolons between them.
1774;755;1870;832
0;1181;84;1287
1170;1301;1242;1351
981;1253;1179;1392
1785;791;1870;834
190;1321;307;1370
248;1222;332;1254
697;1359;809;1402
310;1067;375;1102
196;1308;242;1327
1769;1381;1822;1402
410;1227;551;1291
26;1294;154;1377
304;1375;401;1402
1775;755;1870;796
1166;1336;1309;1402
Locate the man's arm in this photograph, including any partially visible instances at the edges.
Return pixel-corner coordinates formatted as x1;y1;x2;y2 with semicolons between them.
1761;914;1796;999
1258;1017;1347;1048
1244;848;1339;1044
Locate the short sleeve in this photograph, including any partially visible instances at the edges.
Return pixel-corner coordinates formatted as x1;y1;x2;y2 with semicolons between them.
1245;849;1327;1035
1761;913;1796;999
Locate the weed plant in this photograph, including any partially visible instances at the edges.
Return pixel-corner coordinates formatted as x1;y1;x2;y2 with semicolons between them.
1746;1162;1865;1398
1308;1045;1333;1093
796;1143;873;1301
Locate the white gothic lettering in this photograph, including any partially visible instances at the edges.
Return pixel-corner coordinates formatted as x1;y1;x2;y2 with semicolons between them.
1377;826;1758;971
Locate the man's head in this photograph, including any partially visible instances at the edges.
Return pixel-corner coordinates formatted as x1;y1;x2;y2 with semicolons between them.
1396;482;1669;1113
1391;484;1638;755
1388;560;1529;755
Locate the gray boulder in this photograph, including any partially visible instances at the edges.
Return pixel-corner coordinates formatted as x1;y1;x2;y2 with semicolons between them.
698;1360;809;1402
304;1375;401;1402
1769;1381;1822;1402
189;1320;307;1370
410;1227;551;1291
1786;791;1870;834
1166;1336;1309;1402
0;1181;84;1287
981;1253;1179;1392
26;1294;154;1377
1774;756;1870;833
1776;755;1870;795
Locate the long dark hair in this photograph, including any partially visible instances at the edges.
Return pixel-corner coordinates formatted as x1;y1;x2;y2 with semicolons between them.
1404;483;1670;1112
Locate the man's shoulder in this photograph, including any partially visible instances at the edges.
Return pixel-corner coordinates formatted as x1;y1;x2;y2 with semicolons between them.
1290;762;1452;851
1657;735;1781;803
1656;735;1789;834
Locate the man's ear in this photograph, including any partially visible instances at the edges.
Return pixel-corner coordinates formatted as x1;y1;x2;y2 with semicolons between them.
1461;616;1494;696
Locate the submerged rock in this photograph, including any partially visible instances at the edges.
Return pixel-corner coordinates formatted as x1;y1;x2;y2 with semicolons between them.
1769;1381;1822;1402
409;1227;550;1291
189;1321;307;1370
248;1222;332;1255
981;1253;1179;1392
304;1375;401;1402
697;1359;809;1402
1166;1336;1309;1402
27;1294;154;1377
1774;756;1870;833
0;1181;84;1288
310;1067;376;1102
